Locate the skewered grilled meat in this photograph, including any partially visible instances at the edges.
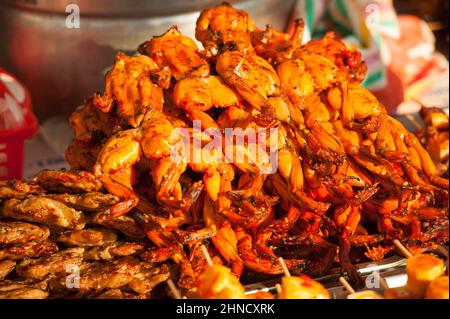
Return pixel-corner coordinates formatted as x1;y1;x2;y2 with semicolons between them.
83;241;144;261
1;197;86;230
0;241;59;261
62;1;448;290
0;180;42;199
49;257;140;294
33;169;102;193
0;260;15;280
0;1;448;299
91;288;147;299
56;228;117;247
127;263;170;295
90;213;145;238
0;169;169;299
50;257;168;295
47;192;121;212
0;221;50;245
0;280;49;299
16;247;84;280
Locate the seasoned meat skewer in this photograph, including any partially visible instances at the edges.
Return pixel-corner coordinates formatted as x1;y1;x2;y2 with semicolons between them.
90;213;145;239
49;257;139;294
1;197;86;230
0;241;58;261
83;241;144;261
0;260;15;280
0;280;49;299
127;263;170;295
56;228;117;247
47;192;121;212
0;221;50;245
33;169;102;194
0;180;43;199
15;248;84;280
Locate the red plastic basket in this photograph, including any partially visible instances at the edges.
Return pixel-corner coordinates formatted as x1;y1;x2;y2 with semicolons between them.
0;69;39;179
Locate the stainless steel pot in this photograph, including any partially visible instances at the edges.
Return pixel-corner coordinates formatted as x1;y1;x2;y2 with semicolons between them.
0;0;295;120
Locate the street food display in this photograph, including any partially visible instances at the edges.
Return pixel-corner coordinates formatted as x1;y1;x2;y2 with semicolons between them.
0;3;448;299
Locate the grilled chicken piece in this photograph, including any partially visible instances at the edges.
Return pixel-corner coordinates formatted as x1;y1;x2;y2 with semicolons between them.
1;197;86;230
48;192;121;211
92;288;147;299
91;213;144;238
84;241;144;261
49;257;141;294
16;248;84;280
0;280;48;299
127;263;170;294
33;169;102;193
56;228;117;247
0;260;16;280
0;221;50;245
0;241;58;261
0;277;50;299
0;180;43;199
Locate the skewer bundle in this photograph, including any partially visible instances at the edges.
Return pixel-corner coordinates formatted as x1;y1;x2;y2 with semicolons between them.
1;2;449;299
42;1;450;291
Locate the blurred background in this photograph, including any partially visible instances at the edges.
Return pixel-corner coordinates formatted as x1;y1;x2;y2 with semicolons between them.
0;0;448;178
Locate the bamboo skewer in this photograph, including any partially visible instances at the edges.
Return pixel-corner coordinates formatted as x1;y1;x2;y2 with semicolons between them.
201;245;214;267
274;257;290;296
437;245;449;276
278;257;291;277
339;276;356;294
167;279;183;299
404;113;423;131
437;245;449;257
275;284;282;295
393;239;413;258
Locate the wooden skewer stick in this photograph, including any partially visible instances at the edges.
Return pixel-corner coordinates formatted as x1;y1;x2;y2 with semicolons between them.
167;279;183;300
278;257;291;277
275;257;290;296
404;113;423;131
437;245;449;257
393;239;412;258
437;245;449;276
201;245;214;267
275;284;282;295
339;276;355;294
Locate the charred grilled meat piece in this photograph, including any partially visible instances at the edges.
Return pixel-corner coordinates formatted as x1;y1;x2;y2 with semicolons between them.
0;260;16;280
0;180;43;199
47;192;121;212
49;257;142;294
16;248;84;280
90;213;145;238
0;241;58;261
91;288;147;299
56;228;117;247
0;221;50;245
33;169;102;193
1;197;86;230
0;280;49;299
127;263;170;295
83;241;144;261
